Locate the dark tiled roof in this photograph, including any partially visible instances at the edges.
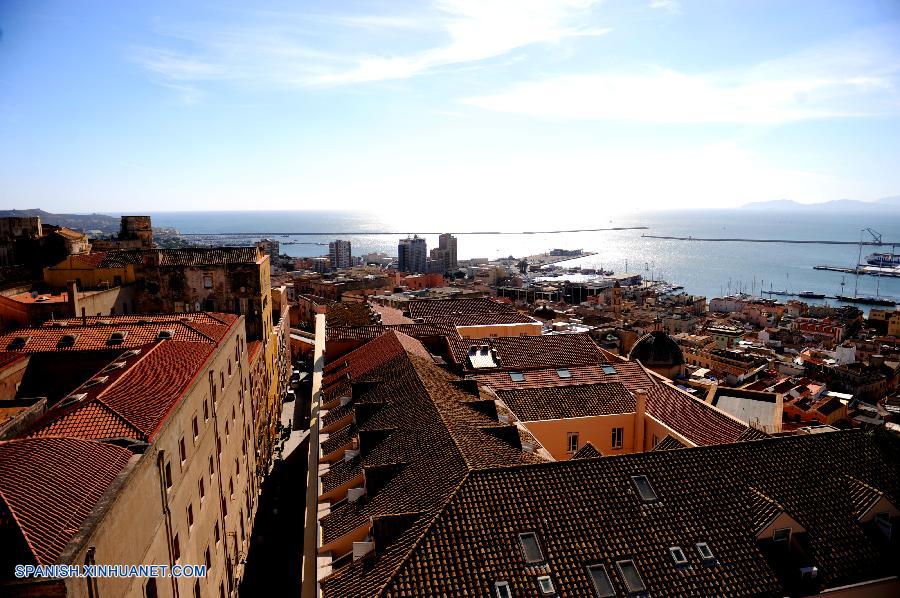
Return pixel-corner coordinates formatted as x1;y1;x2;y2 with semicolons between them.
370;431;899;598
495;382;634;421
447;333;604;372
570;441;603;459
0;437;133;565
652;434;687;451
326;322;457;342
156;247;262;266
406;297;538;327
325;302;377;328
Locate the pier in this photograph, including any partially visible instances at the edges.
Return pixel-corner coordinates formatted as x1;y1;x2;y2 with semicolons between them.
813;265;900;278
642;234;897;245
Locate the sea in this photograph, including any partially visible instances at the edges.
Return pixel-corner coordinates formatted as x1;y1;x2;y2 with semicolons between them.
144;209;900;312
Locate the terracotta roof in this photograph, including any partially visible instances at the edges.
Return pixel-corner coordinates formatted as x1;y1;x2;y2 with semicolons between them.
0;437;133;565
29;340;215;442
571;441;603;459
447;333;605;371
495;382;635;421
406;297;538;327
247;340;262;362
326;302;377;328
327;430;898;597
372;304;413;325
1;313;237;352
52;227;87;240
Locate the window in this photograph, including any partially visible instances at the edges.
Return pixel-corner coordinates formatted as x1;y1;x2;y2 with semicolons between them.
145;579;158;598
229;477;234;498
215;520;221;544
509;372;525;382
203;275;213;289
187;504;194;529
205;546;211;569
772;528;791;543
203;399;209;422
193;580;201;598
696;542;715;562
631;475;658;502
164;462;173;489
209;455;215;477
567;432;579;453
588;565;615;597
199;478;205;501
220;371;225;390
669;546;688;565
556;368;571;379
173;534;181;562
192;416;199;441
537;575;555;595
235;457;240;476
518;532;544;563
611;427;624;449
494;582;512;598
239;509;246;542
616;560;646;593
875;512;893;539
601;364;617;375
225;421;230;438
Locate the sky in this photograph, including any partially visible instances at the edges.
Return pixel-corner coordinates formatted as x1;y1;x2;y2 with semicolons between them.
1;0;899;217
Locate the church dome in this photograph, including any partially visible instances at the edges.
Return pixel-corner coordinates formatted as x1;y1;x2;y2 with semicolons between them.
627;331;684;367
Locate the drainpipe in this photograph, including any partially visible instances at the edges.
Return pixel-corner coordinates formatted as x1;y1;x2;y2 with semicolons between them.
156;451;180;598
633;389;647;453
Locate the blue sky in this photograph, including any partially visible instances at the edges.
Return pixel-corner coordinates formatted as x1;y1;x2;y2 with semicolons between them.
1;0;899;216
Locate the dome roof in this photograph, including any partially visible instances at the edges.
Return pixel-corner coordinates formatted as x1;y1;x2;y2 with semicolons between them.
627;331;684;366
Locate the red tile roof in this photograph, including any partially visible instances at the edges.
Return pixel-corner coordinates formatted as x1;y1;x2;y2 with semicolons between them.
29;340;215;442
1;313;237;352
495;382;635;421
0;437;133;565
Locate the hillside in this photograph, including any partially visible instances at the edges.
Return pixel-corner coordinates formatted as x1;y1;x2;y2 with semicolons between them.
0;209;120;232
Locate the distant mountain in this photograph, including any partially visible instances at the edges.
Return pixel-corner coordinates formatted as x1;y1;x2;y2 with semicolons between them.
0;209;120;232
741;196;900;211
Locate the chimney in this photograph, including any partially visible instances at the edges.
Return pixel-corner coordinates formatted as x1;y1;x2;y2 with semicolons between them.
633;389;647;452
66;280;80;319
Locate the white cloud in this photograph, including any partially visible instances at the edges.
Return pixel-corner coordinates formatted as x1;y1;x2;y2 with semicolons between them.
132;0;607;90
463;29;900;124
649;0;681;13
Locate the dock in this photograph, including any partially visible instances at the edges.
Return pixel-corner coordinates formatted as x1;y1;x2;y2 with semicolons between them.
643;234;897;245
813;265;900;278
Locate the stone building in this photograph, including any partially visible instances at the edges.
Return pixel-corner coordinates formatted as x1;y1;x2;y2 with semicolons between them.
91;215;154;251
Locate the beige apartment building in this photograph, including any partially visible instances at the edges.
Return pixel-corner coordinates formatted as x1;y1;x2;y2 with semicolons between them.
0;314;259;598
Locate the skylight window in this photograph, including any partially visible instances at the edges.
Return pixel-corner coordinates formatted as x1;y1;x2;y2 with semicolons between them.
669;546;688;565
556;368;571;379
157;329;175;339
83;376;109;388
616;560;646;593
57;334;77;348
518;532;544;563
772;528;791;543
696;542;715;562
537;575;555;595
7;336;29;350
107;331;127;345
494;581;512;598
588;565;615;597
601;364;618;375
632;475;658;502
509;371;525;382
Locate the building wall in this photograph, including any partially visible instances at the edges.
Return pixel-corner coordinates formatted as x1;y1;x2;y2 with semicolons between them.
63;320;258;598
520;413;637;460
44;257;136;289
0;355;29;401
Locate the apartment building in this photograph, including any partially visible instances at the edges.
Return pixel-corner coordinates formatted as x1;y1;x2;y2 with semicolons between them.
0;314;258;598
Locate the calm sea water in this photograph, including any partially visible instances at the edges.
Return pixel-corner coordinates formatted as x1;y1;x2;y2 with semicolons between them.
145;209;900;308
